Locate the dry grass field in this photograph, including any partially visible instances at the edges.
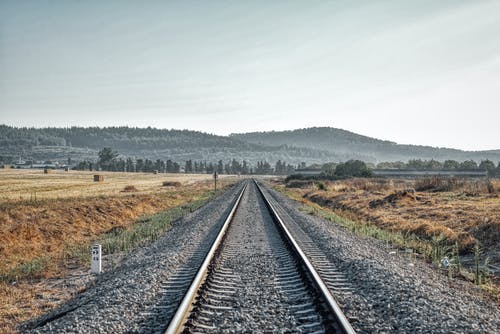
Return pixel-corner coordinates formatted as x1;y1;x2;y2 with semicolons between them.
282;177;499;252
0;169;237;333
0;169;229;201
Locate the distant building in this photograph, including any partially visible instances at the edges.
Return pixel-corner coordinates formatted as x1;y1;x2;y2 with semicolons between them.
13;160;70;170
14;161;31;169
293;168;322;176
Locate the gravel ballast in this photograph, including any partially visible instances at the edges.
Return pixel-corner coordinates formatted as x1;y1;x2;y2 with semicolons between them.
185;182;328;333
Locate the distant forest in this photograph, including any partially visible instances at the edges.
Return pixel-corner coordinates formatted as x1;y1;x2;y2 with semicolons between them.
0;125;254;150
231;127;500;163
1;125;499;167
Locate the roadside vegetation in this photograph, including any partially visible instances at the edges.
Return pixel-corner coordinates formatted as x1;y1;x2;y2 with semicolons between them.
0;169;236;333
274;177;500;301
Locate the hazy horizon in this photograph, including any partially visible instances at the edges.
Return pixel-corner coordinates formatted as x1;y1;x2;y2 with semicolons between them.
1;1;499;151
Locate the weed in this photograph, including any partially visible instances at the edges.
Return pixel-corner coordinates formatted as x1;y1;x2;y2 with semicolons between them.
316;182;326;191
475;243;481;284
0;257;50;282
472;244;491;285
486;180;495;194
453;241;462;274
429;235;452;265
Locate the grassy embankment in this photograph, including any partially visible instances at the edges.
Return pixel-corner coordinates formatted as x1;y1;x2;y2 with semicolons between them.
0;169;237;333
275;177;500;300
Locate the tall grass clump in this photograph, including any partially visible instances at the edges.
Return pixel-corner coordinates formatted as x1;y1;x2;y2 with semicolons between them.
415;177;459;192
0;257;51;282
472;243;491;285
316;182;326;191
415;177;496;194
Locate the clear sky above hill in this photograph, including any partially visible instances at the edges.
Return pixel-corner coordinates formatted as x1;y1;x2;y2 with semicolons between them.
1;0;499;150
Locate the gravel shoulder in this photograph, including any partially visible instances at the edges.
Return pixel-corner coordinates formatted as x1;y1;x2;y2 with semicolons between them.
263;183;499;333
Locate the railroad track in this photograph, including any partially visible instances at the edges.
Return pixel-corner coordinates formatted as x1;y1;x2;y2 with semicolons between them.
163;180;355;333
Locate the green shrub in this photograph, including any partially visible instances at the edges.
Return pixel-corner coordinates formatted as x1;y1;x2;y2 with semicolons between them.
334;160;372;178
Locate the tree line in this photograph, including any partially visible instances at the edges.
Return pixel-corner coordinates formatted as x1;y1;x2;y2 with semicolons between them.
74;148;296;175
375;159;499;176
0;125;253;150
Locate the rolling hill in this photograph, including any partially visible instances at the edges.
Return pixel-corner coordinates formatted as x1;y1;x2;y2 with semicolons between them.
230;127;500;163
0;125;498;165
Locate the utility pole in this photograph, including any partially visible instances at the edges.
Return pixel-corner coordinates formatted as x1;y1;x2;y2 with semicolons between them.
214;170;218;193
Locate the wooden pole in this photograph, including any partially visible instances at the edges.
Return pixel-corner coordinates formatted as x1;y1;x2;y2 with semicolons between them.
214;171;218;193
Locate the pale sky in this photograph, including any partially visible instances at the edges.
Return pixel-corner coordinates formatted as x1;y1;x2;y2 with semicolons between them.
1;0;499;151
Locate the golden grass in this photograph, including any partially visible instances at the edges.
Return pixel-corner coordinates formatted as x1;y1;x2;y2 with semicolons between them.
283;178;500;252
0;169;232;201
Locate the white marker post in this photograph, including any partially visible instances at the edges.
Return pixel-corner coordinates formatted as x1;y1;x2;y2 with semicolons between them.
91;244;102;274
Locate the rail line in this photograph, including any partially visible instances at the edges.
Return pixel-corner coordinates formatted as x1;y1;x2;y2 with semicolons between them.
164;180;355;333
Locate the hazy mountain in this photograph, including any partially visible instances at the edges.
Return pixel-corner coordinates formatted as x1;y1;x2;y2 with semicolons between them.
1;125;498;165
230;127;500;163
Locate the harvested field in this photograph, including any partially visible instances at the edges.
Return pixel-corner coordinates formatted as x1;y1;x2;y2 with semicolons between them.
282;178;499;251
0;169;232;201
0;169;237;333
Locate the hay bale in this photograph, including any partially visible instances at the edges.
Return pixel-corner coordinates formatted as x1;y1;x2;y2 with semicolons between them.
153;170;158;174
44;168;52;174
122;185;138;192
93;174;104;182
162;181;181;187
64;167;69;172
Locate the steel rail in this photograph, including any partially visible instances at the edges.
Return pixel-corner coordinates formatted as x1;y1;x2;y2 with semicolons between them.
164;182;247;334
255;180;356;334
